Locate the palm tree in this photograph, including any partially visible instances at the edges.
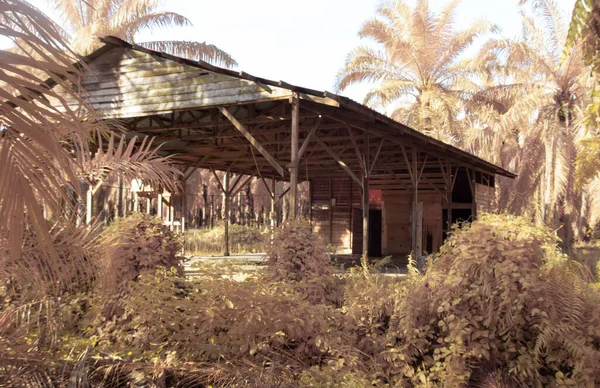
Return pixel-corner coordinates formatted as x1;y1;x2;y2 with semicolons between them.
335;0;496;144
468;0;592;244
52;0;236;66
0;0;181;291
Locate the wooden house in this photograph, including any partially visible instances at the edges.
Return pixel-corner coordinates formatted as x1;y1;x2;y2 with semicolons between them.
48;36;515;257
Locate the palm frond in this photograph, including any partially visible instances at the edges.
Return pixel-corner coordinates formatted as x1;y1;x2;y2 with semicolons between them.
0;0;94;260
79;131;181;195
116;11;191;41
137;40;237;68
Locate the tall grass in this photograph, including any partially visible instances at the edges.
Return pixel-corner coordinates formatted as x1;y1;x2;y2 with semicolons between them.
184;224;268;255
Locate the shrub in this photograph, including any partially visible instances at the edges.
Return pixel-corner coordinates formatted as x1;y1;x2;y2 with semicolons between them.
266;221;333;282
384;214;600;386
0;222;99;301
340;258;404;377
87;266;355;382
98;213;182;294
5;213;600;387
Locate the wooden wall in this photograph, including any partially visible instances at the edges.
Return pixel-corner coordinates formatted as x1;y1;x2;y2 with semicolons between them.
311;177;444;256
475;183;495;214
382;191;443;256
310;177;360;253
49;47;292;118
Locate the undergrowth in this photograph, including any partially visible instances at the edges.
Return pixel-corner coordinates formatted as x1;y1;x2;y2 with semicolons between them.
184;224;267;255
1;215;600;387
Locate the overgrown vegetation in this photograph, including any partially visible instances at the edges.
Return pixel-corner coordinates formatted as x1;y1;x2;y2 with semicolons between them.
184;224;268;255
2;214;600;386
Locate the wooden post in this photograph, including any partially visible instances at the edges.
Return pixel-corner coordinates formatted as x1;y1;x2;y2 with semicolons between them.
362;130;370;257
411;148;422;259
133;191;139;213
146;198;151;214
182;190;186;234
211;195;215;229
289;94;300;220
416;202;423;258
86;186;92;225
169;197;174;231
447;159;453;232
224;172;230;256
270;178;276;241
329;178;334;244
117;176;123;218
466;168;477;219
157;193;163;219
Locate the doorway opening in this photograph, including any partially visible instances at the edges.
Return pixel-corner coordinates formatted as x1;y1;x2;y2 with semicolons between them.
369;209;382;257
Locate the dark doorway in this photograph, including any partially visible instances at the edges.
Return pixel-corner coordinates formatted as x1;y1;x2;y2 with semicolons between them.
442;208;473;241
369;209;382;257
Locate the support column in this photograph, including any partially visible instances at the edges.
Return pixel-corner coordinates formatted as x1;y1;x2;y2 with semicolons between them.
117;176;123;218
169;197;174;231
182;191;186;234
270;178;276;241
289;94;300;220
411;148;422;259
362;130;370;257
447;159;453;232
133;191;139;213
224;172;230;256
157;193;163;219
329;178;334;244
86;186;92;225
146;198;151;214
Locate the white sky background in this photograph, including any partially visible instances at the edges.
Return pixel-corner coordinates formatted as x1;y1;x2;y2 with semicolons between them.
3;0;576;103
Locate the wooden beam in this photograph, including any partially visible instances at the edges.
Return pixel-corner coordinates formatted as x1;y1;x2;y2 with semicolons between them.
297;116;322;161
218;106;285;177
400;145;415;185
466;168;477;218
274;186;291;205
231;175;253;197
411;147;421;259
362;129;370;257
347;126;365;171
223;172;230;256
183;166;196;182
315;137;362;187
260;175;274;199
209;167;226;194
289;94;300;220
369;138;385;175
228;173;244;195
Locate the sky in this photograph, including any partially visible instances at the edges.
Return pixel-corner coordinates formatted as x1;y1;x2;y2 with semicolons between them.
2;0;577;103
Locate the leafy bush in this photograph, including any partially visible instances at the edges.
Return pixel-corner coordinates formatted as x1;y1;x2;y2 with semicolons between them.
266;221;333;282
265;221;344;306
98;213;182;294
383;214;600;386
84;266;354;383
0;222;99;301
184;223;267;255
4;213;600;387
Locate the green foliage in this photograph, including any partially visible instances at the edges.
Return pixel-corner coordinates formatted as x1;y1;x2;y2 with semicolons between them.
4;214;600;387
576;138;600;188
184;223;267;255
266;221;333;282
383;214;600;386
564;0;600;72
98;213;183;294
266;221;343;306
